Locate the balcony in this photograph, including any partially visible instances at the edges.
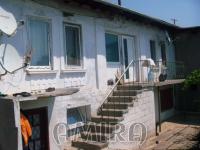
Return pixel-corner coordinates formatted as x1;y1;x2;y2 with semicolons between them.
128;60;185;87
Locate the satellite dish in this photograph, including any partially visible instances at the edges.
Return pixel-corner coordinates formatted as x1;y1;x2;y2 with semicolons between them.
0;6;17;36
0;44;22;74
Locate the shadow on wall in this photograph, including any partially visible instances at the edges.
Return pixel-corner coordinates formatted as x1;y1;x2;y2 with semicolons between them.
20;97;55;125
0;99;18;150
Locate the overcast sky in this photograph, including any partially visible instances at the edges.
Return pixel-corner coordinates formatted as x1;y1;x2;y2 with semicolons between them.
105;0;200;27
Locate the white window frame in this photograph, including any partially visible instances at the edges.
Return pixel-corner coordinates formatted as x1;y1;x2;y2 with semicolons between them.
67;107;85;130
63;23;83;69
105;32;121;64
27;16;52;70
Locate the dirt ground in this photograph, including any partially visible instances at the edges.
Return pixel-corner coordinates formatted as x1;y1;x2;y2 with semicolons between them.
143;113;200;150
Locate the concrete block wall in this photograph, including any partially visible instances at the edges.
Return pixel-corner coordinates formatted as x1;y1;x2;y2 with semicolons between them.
109;88;156;150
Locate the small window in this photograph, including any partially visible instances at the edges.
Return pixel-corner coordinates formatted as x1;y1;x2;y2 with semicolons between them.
105;33;119;62
28;17;51;67
64;24;82;67
66;106;90;137
150;40;156;62
67;108;83;125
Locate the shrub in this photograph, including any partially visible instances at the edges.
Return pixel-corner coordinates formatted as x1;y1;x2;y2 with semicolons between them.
184;69;200;90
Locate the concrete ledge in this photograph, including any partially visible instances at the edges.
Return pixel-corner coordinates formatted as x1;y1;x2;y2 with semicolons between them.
2;88;79;101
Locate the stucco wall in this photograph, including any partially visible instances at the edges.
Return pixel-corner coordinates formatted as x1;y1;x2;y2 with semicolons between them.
2;86;158;150
0;0;176;95
18;86;107;150
108;89;156;150
0;1;177;150
0;0;96;94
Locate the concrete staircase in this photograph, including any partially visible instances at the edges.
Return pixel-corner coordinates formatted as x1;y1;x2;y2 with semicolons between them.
71;84;143;150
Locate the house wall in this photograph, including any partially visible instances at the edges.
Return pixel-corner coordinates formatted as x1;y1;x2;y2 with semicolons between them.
175;31;200;75
175;31;200;111
0;0;176;150
0;98;19;150
0;0;96;94
18;87;106;150
0;0;176;95
154;86;176;125
109;89;156;150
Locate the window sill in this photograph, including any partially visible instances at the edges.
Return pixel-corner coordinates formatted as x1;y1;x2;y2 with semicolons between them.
61;69;86;73
107;62;121;65
68;122;85;130
26;69;58;75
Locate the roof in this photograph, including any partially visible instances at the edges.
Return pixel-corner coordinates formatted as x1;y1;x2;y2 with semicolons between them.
179;26;200;32
92;0;180;30
68;0;180;30
33;0;200;31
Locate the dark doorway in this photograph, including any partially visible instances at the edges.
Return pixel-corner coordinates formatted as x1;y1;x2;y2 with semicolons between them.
160;88;174;112
23;107;49;150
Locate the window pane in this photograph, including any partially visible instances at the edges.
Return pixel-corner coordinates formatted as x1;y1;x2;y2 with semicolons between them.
150;40;156;62
67;108;83;125
29;19;50;66
65;25;81;66
105;33;119;62
161;42;167;64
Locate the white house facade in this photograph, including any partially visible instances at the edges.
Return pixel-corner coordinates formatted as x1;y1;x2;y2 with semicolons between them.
0;0;185;150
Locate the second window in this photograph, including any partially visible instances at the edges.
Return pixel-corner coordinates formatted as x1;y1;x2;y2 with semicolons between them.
64;24;82;67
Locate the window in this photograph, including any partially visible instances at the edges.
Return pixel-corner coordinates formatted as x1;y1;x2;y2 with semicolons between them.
105;33;119;62
67;108;83;125
28;18;51;67
161;42;167;65
64;24;82;67
150;40;156;62
67;107;85;137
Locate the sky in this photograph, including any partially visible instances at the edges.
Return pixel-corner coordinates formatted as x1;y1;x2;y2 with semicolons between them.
105;0;200;27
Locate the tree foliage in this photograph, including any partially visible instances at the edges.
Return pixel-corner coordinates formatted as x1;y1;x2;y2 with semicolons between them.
184;69;200;90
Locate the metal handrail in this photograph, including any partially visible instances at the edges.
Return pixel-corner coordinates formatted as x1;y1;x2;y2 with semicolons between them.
98;59;135;113
97;59;185;113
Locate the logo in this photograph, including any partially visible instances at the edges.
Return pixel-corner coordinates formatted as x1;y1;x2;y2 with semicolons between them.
53;122;147;147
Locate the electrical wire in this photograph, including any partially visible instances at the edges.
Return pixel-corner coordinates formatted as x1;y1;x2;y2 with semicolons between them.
0;61;28;77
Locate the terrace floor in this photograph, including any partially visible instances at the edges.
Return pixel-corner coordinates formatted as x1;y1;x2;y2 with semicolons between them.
143;113;200;150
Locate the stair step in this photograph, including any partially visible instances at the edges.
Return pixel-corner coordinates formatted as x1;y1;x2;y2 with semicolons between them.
103;102;133;109
81;132;111;142
117;85;143;90
113;90;142;96
108;96;137;103
91;116;124;124
85;123;116;134
98;108;128;117
72;138;108;150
